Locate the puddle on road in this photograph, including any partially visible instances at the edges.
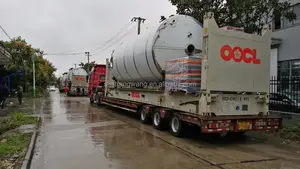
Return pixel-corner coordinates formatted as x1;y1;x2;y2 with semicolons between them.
0;97;43;117
41;93;91;125
42;93;115;126
34;92;300;169
37;123;208;169
31;93;212;169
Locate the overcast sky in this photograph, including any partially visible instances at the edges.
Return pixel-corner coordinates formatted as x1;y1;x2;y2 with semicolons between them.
0;0;176;77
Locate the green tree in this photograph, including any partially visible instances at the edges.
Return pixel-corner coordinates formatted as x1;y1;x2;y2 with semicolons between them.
1;36;57;92
169;0;296;34
79;61;96;72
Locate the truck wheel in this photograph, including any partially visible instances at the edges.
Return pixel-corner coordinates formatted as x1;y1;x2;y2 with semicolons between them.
90;97;94;104
170;114;184;137
152;112;167;130
97;95;102;105
140;107;150;124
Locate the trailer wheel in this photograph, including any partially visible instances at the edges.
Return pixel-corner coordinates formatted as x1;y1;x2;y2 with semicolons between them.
170;114;183;137
97;96;101;105
140;107;150;124
152;112;167;130
89;97;94;104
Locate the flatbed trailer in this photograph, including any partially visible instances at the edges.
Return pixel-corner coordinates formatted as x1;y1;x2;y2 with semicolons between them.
91;13;282;137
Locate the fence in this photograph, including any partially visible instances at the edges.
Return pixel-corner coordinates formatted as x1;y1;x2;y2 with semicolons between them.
269;76;300;113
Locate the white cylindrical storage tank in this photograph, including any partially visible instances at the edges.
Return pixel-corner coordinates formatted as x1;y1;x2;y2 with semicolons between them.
67;68;88;81
61;73;68;83
111;15;203;83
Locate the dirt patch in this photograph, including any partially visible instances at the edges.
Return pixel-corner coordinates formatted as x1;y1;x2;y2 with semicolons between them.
279;121;300;141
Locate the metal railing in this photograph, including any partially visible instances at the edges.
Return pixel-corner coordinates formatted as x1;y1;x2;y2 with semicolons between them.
269;76;300;113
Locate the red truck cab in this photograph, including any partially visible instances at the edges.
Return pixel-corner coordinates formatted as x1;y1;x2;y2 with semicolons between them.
88;64;106;103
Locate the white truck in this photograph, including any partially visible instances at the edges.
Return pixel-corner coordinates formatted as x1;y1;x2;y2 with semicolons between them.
59;72;68;93
66;67;88;96
93;12;282;137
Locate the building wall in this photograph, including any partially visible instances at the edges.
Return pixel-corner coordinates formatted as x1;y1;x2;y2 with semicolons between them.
272;25;300;61
272;1;300;61
271;2;300;80
270;48;278;78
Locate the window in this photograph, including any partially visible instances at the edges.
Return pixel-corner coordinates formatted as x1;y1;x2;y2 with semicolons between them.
100;75;105;80
278;59;300;92
291;60;300;76
274;13;282;30
274;3;300;30
278;61;290;77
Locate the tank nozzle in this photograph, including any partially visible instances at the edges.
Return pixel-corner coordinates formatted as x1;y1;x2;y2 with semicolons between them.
185;44;195;55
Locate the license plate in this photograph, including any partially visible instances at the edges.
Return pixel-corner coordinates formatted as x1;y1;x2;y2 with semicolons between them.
255;121;266;126
237;121;252;130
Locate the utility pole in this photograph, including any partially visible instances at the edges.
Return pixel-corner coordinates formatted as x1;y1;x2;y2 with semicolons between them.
32;55;36;97
74;64;77;68
131;17;146;35
85;52;90;72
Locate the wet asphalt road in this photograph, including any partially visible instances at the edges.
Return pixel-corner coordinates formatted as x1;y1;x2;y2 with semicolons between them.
26;92;300;169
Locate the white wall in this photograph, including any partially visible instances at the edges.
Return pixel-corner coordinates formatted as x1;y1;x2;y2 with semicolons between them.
270;48;278;78
270;48;278;93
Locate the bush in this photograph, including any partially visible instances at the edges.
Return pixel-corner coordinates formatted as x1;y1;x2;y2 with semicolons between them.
24;86;48;97
280;121;300;141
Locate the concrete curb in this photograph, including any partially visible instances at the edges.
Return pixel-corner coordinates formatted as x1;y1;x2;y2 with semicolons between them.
21;131;37;169
21;116;42;169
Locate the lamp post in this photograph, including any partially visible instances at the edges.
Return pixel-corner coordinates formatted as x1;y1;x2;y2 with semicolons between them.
32;55;36;97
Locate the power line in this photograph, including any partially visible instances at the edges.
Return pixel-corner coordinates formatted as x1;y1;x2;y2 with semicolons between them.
92;22;134;52
44;20;135;57
92;26;135;55
45;21;134;55
0;24;12;40
44;52;85;56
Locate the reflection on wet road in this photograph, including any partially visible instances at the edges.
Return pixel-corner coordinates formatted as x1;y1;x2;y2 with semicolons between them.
30;92;300;169
0;97;43;117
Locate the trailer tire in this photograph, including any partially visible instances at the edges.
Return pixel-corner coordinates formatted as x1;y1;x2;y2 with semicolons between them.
90;97;94;104
152;112;167;130
97;95;102;105
140;107;150;124
170;114;184;137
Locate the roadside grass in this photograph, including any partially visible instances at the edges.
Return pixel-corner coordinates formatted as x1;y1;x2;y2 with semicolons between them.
280;121;300;141
0;133;31;157
0;112;38;135
0;113;38;168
